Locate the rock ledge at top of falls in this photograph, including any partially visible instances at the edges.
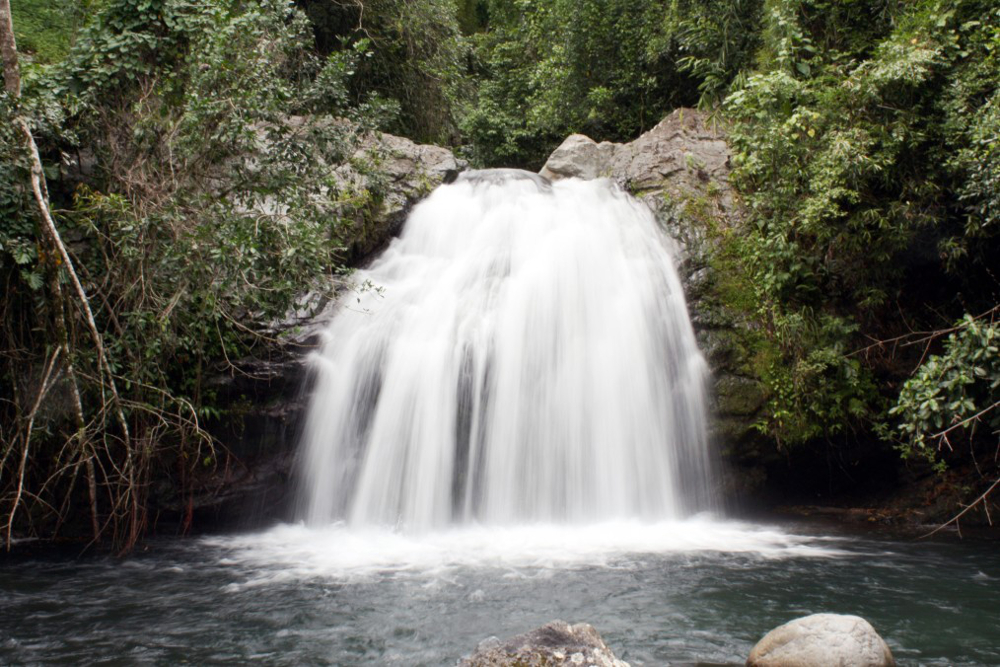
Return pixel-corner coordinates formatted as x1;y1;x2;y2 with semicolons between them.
747;613;896;667
540;108;736;214
460;621;630;667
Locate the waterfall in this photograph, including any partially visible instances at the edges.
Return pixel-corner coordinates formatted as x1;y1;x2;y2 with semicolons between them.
297;169;714;530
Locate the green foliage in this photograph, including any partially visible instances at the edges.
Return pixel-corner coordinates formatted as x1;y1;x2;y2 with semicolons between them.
460;0;769;167
297;0;469;143
661;0;764;107
0;100;39;283
10;0;101;64
0;0;391;545
461;0;686;167
754;310;873;445
722;0;1000;444
889;316;1000;470
59;0;389;394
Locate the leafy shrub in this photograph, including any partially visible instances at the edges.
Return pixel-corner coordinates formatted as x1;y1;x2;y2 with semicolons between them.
0;0;392;548
890;315;1000;470
723;0;1000;444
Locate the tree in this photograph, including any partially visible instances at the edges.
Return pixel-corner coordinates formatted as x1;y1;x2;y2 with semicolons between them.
2;0;121;548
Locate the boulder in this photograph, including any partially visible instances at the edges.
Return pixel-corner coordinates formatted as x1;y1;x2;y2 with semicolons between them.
540;108;736;216
461;621;630;667
540;134;618;180
747;614;896;667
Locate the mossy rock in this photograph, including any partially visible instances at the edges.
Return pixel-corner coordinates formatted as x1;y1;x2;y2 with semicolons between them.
714;374;766;417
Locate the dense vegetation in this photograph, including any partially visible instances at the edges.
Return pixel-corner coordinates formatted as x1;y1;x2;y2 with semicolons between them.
1;0;394;548
2;0;997;548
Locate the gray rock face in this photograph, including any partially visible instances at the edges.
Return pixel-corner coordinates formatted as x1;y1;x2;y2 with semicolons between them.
460;621;630;667
335;130;466;261
747;614;896;667
540;108;735;214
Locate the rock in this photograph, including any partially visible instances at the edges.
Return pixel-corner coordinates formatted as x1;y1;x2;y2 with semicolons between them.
336;130;466;261
460;621;629;667
540;134;618;180
540;108;736;217
747;614;896;667
715;375;767;417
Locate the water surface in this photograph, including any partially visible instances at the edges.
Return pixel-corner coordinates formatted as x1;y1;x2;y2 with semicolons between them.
2;520;997;665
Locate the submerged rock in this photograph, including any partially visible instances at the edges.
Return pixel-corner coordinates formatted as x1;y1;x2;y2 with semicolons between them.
747;613;896;667
461;621;629;667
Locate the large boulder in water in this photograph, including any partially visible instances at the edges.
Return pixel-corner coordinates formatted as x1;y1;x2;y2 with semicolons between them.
747;613;896;667
461;621;630;667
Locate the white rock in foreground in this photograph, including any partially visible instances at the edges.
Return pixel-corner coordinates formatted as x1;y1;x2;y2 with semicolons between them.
747;613;896;667
460;620;629;667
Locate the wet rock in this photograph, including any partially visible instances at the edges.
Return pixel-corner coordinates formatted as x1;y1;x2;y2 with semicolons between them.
747;614;896;667
715;375;767;417
460;621;629;667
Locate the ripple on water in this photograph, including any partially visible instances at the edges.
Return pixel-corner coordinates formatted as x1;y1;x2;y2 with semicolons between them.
1;521;998;666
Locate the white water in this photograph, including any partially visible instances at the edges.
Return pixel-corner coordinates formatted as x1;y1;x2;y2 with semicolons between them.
207;520;851;586
298;170;713;530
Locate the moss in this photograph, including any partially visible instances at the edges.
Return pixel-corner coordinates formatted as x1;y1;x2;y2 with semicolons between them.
673;189;775;378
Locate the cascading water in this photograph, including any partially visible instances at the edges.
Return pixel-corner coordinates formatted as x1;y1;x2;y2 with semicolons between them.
297;169;714;530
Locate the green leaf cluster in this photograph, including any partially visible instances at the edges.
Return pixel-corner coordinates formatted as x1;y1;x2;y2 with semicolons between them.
889;316;1000;470
722;0;1000;445
0;0;393;542
297;0;470;143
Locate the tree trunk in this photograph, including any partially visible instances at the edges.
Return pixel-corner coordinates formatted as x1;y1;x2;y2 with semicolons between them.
0;0;20;97
1;0;134;548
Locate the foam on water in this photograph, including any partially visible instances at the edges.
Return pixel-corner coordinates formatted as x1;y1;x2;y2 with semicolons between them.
204;520;851;585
